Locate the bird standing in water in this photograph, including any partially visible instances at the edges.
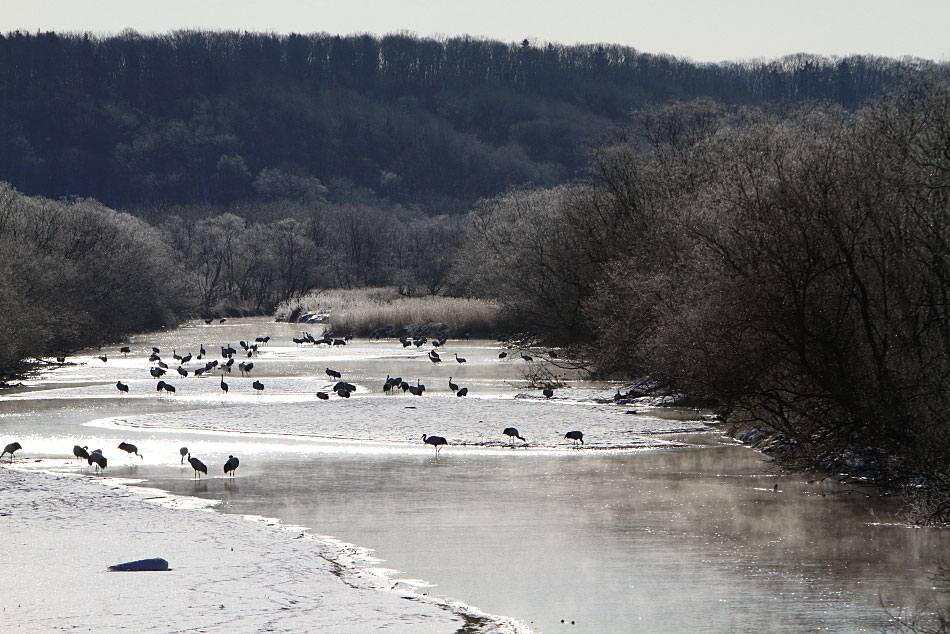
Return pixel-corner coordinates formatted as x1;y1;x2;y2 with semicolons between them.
422;434;447;455
224;455;240;477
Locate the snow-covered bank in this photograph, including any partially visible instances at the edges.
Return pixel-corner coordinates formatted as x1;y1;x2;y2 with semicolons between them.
0;465;525;633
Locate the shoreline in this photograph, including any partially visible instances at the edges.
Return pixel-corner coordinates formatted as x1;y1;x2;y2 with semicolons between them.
0;461;531;633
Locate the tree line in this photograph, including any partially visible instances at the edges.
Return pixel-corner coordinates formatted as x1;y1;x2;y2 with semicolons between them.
457;78;950;521
0;185;463;376
0;30;941;214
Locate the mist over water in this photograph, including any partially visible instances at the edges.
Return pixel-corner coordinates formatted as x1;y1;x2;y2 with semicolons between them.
1;317;944;633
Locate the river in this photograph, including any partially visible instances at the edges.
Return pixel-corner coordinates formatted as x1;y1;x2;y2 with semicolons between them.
0;317;944;633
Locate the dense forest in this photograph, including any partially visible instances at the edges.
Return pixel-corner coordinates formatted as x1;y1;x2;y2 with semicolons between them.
461;78;950;521
0;30;942;214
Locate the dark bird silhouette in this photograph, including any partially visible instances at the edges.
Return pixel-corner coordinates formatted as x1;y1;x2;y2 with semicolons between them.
173;350;182;361
383;375;393;394
422;434;447;455
454;354;466;364
149;353;161;363
409;380;424;396
163;382;176;394
188;454;207;478
456;387;468;397
118;442;143;459
56;356;66;363
152;347;160;354
73;445;90;463
99;355;108;363
205;318;213;324
326;368;342;379
176;366;188;377
336;388;351;398
521;353;533;362
200;344;206;356
1;441;21;461
542;388;554;399
156;380;166;392
448;377;459;393
498;351;508;359
157;361;169;369
316;391;330;400
220;376;229;394
180;447;189;464
150;367;165;378
252;380;264;393
224;455;239;477
88;451;107;473
180;354;192;364
116;381;129;393
120;346;131;355
428;350;441;364
564;430;584;445
503;427;526;444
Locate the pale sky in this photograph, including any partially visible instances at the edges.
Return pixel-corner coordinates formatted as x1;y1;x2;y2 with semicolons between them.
3;0;947;63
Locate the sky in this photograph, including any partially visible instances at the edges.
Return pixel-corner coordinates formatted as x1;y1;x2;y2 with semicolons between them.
3;0;948;63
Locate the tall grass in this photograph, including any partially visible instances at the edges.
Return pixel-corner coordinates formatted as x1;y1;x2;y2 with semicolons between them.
276;288;505;337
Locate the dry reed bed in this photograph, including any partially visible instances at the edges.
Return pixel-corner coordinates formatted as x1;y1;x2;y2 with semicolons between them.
277;288;504;337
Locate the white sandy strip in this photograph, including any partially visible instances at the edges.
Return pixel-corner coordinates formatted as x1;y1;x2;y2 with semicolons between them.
0;466;527;634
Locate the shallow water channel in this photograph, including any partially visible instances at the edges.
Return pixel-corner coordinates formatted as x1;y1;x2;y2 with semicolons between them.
1;317;945;633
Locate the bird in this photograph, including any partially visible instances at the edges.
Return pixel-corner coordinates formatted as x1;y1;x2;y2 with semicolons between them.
316;391;330;400
180;353;192;364
422;434;447;455
152;347;160;354
326;368;342;379
428;351;442;364
564;431;584;445
119;346;131;355
118;442;143;459
163;382;176;394
200;344;206;356
176;366;187;377
1;441;21;461
224;455;239;477
56;356;66;363
498;351;508;359
542;388;554;399
156;380;166;391
88;451;107;473
409;380;424;396
116;381;129;393
157;361;169;369
150;367;166;378
503;427;526;445
336;388;351;398
98;354;108;363
73;445;90;463
172;349;181;361
454;354;466;364
456;387;468;397
188;454;207;479
521;353;533;362
220;376;229;393
179;447;189;464
448;377;459;393
383;375;393;394
252;380;264;393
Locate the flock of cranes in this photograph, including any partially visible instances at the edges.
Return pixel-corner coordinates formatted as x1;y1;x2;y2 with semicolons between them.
2;326;587;472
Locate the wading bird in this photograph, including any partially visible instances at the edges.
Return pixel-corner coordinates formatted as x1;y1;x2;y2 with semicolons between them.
116;381;129;393
454;354;466;364
498;351;507;359
98;355;108;363
448;377;459;393
456;387;468;397
224;455;239;477
118;442;143;459
542;388;554;399
252;380;264;393
120;346;131;355
503;427;526;445
179;447;189;464
326;367;342;379
1;441;21;461
176;366;188;377
220;376;228;393
564;431;584;446
73;445;90;463
88;451;107;473
316;391;330;400
188;454;207;479
422;434;447;455
521;353;533;362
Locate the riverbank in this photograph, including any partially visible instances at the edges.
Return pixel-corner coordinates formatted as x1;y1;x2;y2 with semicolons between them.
0;464;515;633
